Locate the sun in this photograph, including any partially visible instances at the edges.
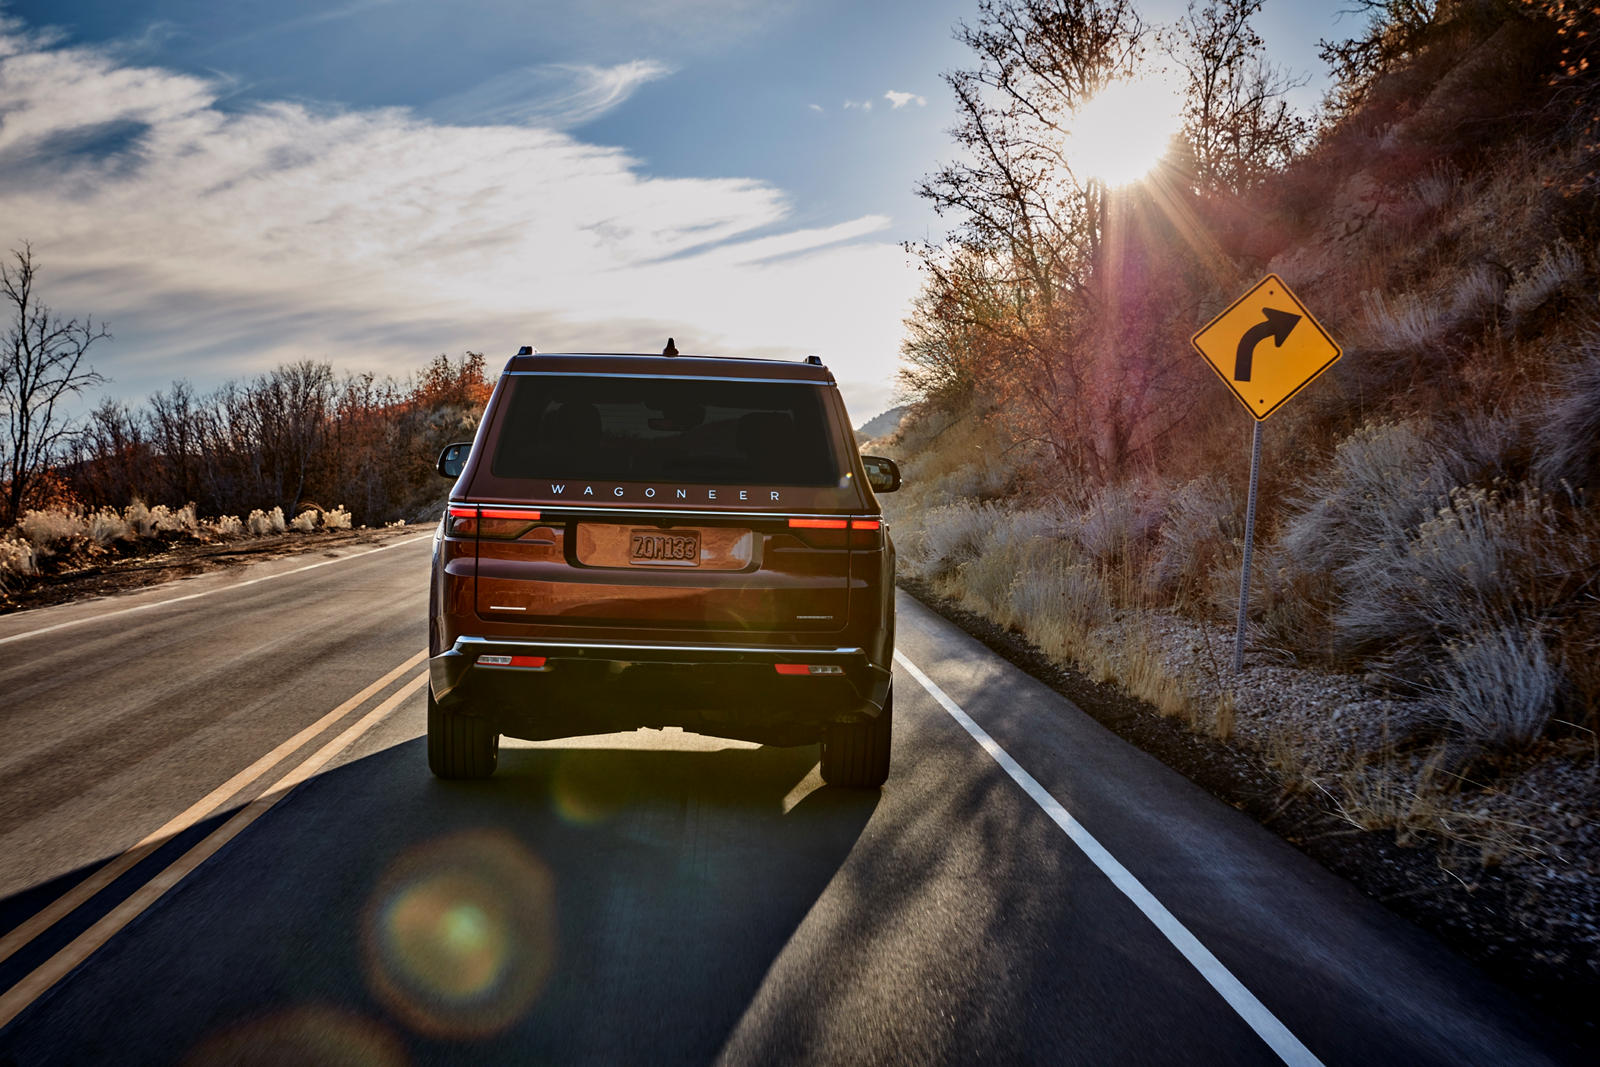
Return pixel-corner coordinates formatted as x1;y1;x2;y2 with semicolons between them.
1066;74;1184;187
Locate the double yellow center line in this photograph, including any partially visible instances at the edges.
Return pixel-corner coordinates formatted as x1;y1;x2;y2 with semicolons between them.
0;651;430;1030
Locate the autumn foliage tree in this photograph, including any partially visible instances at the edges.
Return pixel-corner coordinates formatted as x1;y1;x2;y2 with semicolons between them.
903;0;1313;486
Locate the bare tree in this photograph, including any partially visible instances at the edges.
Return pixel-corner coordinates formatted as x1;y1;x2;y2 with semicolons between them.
1;244;108;525
1169;0;1311;194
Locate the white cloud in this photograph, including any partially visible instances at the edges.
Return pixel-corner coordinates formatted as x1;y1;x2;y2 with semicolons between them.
883;90;925;109
0;28;914;417
428;60;673;129
807;102;823;113
842;99;872;111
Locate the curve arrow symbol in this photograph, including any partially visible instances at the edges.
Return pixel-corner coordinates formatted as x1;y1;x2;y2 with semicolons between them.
1233;307;1301;382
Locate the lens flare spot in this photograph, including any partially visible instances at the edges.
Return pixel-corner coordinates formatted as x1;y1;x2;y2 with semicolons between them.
551;750;629;825
181;1005;405;1067
362;830;556;1038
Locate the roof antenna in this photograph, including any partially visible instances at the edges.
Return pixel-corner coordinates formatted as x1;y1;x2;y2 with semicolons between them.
663;337;679;357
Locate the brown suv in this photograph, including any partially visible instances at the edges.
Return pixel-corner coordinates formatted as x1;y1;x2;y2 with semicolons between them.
428;347;901;786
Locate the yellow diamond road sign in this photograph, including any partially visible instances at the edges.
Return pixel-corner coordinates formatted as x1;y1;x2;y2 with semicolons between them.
1191;274;1340;420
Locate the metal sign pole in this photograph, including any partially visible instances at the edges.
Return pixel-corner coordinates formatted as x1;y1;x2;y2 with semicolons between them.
1233;420;1263;672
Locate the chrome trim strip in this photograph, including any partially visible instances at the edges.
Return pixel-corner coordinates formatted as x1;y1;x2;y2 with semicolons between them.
448;502;882;522
501;371;835;385
452;636;865;656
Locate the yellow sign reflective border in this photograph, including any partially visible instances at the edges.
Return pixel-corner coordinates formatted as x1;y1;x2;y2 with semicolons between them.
1191;274;1341;420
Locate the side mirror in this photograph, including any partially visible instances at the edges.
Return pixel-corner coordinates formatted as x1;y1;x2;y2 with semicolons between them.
861;455;901;493
436;442;472;479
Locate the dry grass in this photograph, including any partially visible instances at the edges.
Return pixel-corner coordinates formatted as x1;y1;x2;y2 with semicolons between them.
247;507;287;536
1505;238;1583;319
0;498;348;595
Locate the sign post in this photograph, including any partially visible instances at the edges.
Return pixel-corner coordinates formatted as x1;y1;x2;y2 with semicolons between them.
1190;274;1340;671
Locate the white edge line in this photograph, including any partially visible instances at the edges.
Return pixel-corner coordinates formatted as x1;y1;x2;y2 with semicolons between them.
0;533;433;648
0;671;428;1031
893;649;1325;1067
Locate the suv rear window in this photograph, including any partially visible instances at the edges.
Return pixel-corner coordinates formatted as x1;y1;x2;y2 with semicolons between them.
489;374;843;486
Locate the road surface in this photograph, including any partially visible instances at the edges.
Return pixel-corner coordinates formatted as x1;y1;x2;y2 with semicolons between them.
0;533;1581;1064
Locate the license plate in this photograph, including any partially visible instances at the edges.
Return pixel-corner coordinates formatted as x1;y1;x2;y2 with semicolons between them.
629;530;701;566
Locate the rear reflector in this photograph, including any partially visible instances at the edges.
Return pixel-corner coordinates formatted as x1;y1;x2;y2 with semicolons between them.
480;508;540;520
478;654;549;669
788;518;847;529
774;663;845;676
851;519;881;530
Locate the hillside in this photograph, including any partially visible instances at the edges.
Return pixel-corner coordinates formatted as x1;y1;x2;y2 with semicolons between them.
881;0;1600;1012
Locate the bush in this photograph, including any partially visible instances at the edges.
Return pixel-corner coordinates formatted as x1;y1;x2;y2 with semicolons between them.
206;514;245;539
1149;476;1238;606
247;507;286;536
18;508;88;555
1075;483;1160;566
0;538;38;589
1533;334;1600;492
1426;626;1558;748
1334;484;1562;665
87;507;132;546
290;509;320;533
324;505;353;530
1504;238;1582;318
1280;420;1477;581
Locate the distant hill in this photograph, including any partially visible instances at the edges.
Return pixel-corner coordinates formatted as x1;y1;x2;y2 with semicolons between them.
855;404;910;444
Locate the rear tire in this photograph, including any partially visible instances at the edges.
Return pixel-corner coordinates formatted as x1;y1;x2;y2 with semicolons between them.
820;686;892;788
427;688;499;779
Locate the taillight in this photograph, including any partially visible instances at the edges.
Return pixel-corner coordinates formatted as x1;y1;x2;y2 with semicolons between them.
478;508;542;540
785;517;883;548
787;517;849;548
774;664;845;676
849;518;882;549
445;505;544;539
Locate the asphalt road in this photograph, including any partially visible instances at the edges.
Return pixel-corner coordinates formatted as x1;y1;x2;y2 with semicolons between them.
0;533;1582;1065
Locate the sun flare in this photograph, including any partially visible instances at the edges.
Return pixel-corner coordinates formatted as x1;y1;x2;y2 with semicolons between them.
1066;75;1184;187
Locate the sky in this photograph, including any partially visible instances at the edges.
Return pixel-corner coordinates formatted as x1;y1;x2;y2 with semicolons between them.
0;0;1349;422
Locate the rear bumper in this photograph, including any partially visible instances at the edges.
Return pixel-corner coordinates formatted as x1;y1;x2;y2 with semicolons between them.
430;636;892;745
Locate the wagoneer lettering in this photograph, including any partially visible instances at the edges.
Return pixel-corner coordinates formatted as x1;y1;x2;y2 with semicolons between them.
429;347;903;787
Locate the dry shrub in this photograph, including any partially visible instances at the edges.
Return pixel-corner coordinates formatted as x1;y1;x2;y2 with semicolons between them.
207;514;245;539
1504;238;1583;319
247;507;286;536
18;509;88;555
1447;264;1506;323
1148;476;1238;608
1533;331;1600;491
1409;160;1459;213
1359;288;1444;351
0;538;38;589
1075;483;1161;566
324;505;353;530
1334;485;1563;662
88;508;132;546
124;500;155;538
290;509;320;533
1425;626;1558;749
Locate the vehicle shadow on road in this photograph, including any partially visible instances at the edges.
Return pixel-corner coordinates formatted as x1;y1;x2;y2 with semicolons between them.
0;734;879;1066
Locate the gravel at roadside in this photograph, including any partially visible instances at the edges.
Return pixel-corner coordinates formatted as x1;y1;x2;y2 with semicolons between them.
900;577;1599;1044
